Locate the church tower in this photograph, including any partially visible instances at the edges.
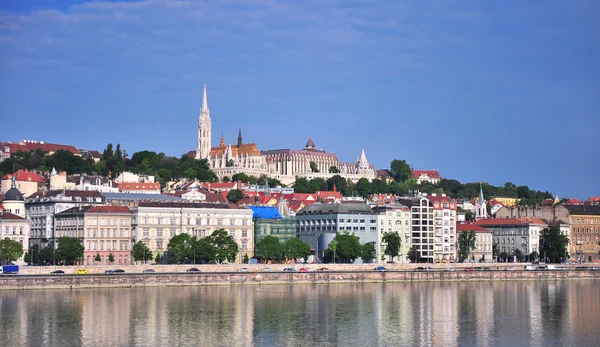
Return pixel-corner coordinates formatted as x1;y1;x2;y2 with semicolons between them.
196;84;212;159
475;183;488;220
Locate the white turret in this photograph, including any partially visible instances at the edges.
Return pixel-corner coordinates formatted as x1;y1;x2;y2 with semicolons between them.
196;84;212;160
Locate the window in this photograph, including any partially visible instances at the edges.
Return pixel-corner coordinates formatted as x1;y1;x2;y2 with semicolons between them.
156;240;163;249
242;241;248;250
100;241;104;250
143;228;149;237
170;229;176;237
157;229;163;237
170;218;176;225
242;230;248;238
229;230;236;237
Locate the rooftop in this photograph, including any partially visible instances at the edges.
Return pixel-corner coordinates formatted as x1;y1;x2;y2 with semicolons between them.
297;203;374;215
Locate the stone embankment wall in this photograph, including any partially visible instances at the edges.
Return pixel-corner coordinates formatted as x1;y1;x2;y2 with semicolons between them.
1;269;598;291
13;262;570;275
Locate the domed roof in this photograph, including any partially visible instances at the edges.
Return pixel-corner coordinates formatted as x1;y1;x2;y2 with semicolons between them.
3;188;24;202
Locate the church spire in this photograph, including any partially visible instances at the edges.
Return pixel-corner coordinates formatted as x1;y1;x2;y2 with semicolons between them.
238;126;243;147
201;84;208;111
479;183;485;203
219;131;225;147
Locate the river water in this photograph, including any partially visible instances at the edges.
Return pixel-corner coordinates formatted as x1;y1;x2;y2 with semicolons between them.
0;280;598;347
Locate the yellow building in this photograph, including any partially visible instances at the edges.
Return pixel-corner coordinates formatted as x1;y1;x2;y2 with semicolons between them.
489;197;520;207
567;205;600;263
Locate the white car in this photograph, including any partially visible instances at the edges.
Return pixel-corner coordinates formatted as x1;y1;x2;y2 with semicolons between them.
446;267;456;272
237;268;249;272
261;268;272;272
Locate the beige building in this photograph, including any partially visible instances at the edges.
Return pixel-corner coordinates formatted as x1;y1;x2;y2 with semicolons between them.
0;211;30;265
372;204;412;263
1;170;45;197
456;223;493;262
134;202;254;263
54;206;133;265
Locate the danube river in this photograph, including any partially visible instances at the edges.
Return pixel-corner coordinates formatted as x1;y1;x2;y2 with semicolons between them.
0;280;598;346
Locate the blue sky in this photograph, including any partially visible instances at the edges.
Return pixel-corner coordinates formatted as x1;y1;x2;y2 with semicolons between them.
1;0;598;199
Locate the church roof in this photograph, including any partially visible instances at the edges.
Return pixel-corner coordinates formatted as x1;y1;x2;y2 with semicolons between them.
2;170;45;183
305;137;315;148
210;143;261;157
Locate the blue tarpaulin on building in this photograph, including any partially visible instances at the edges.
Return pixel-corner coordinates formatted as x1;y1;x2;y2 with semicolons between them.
249;206;282;219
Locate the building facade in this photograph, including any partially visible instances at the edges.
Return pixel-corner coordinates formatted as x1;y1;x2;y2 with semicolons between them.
249;206;297;246
372;204;412;263
566;205;600;262
55;206;133;265
475;218;547;261
295;203;378;262
411;170;442;185
456;223;493;263
25;190;105;247
133;202;254;263
1;170;45;197
399;194;457;263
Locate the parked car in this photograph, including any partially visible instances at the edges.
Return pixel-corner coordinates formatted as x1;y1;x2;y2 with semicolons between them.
75;269;88;275
260;267;272;272
237;268;249;272
186;268;201;272
504;267;515;271
51;270;65;274
317;267;329;272
464;267;474;272
142;269;155;273
414;267;425;272
374;266;388;271
299;267;310;272
283;267;297;272
446;267;456;272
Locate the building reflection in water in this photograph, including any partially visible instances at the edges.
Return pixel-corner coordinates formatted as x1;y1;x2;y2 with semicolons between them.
0;280;598;346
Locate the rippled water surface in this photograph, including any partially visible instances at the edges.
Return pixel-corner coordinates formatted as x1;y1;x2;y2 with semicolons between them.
1;280;598;346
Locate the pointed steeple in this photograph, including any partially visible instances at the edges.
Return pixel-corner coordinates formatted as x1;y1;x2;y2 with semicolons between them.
237;126;243;147
264;176;270;196
11;172;17;189
479;183;485;203
201;84;208;112
51;167;57;176
277;195;290;218
219;132;225;147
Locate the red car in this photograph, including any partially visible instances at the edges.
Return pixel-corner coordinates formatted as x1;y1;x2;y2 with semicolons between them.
317;267;329;272
299;268;310;273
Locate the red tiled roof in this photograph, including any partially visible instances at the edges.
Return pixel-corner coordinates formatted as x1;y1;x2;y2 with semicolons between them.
475;218;547;226
88;150;102;158
87;206;131;213
2;170;45;183
457;223;491;233
590;196;600;202
2;141;80;156
293;193;316;201
412;170;441;178
0;210;25;220
316;191;343;200
118;182;161;191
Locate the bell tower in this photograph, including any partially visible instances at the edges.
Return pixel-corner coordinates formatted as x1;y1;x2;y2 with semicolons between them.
196;84;212;159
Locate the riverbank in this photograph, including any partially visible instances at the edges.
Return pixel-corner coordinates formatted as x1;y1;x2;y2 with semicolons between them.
1;269;598;290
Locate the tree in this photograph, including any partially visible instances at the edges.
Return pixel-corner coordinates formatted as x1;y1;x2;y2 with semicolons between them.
309;161;319;173
457;231;476;262
327;240;338;263
539;225;569;263
390;159;412;182
256;235;284;261
334;232;362;263
193;237;217;264
514;248;524;262
310;178;327;192
329;166;339;173
243;253;249;264
284;238;311;262
407;246;423;263
493;243;499;259
529;251;539;261
382;231;401;261
108;252;115;264
232;173;251;183
361;242;376;263
132;241;153;263
293;178;315;193
183;168;198;179
222;176;230;183
0;238;24;264
56;237;84;265
94;252;101;263
155;253;162;264
227;189;244;204
206;229;239;263
167;233;195;264
355;178;372;198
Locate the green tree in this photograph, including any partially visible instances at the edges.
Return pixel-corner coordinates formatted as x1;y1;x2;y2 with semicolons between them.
108;252;115;264
155;253;162;264
539;225;569;263
329;166;339;173
328;240;338;263
243;253;249;264
457;231;476;262
361;242;377;263
94;252;101;263
256;235;284;261
56;237;84;265
46;149;91;175
293;178;315;193
390;159;412;182
206;229;239;263
222;176;230;183
284;238;311;261
0;238;24;264
183;168;198;179
232;173;251;183
382;231;401;261
227;189;244;204
167;233;195;264
514;248;523;262
309;161;319;173
326;175;351;196
334;232;362;263
493;243;499;259
310;178;327;192
193;237;217;264
132;241;153;263
355;178;372;198
408;246;423;263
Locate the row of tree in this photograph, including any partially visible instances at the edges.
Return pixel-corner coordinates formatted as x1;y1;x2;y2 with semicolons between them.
254;236;311;262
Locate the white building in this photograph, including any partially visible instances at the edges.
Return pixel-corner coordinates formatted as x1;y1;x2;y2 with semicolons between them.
115;171;155;184
475;218;547;261
372;204;412;263
0;177;29;264
133;202;254;263
411;170;442;185
475;183;488;220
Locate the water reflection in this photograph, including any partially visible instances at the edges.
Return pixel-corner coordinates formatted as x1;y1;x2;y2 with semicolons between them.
0;280;598;347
